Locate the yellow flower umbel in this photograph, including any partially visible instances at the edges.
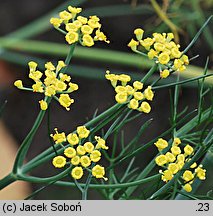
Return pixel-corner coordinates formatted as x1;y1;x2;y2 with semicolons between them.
51;125;109;182
50;6;109;47
14;60;78;111
128;29;189;78
105;71;154;114
154;137;207;192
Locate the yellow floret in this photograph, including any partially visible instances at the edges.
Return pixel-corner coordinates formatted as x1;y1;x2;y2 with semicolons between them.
14;80;23;89
90;150;101;162
77;126;90;139
138;101;151;113
155;155;168;166
80;155;91;168
115;92;128;104
82;34;94;47
160;69;170;79
144;86;154;101
67;133;79;145
64;147;76;158
52;156;66;168
59;94;74;111
92;165;107;180
128;99;139;110
71;166;83;180
154;138;168;151
65;31;79;44
39;100;48;111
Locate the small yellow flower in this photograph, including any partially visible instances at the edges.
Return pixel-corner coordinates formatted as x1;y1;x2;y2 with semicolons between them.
138;101;151;113
65;23;79;32
128;99;139;110
126;85;135;95
50;17;62;28
183;170;194;182
39;100;48;110
177;161;185;170
88;18;101;29
133;81;143;90
190;162;197;169
128;39;139;51
171;146;181;156
171;47;181;58
155;155;168;166
59;74;71;83
154;42;165;52
165;152;176;163
161;170;173;182
71;166;83;180
71;155;80;166
115;86;127;94
64;147;76;158
94;30;109;43
180;55;189;65
119;74;131;86
105;71;119;87
177;154;185;162
68;83;79;92
68;6;82;16
173;59;186;72
84;142;94;153
133;92;144;100
45;62;55;71
81;25;93;35
82;34;94;47
56;60;66;72
67;133;79;145
32;82;44;93
65;31;79;44
73;20;83;29
168;163;179;174
154;138;168;151
52;156;66;168
160;69;170;79
95;136;108;150
77;145;86;155
140;37;154;50
14;80;23;89
92;165;107;180
134;28;144;40
29;70;43;81
45;85;56;96
195;166;206;180
77;126;90;139
115;92;128;104
55;80;67;92
59;10;72;23
173;137;181;146
90;150;101;162
80;155;91;168
51;128;66;144
184;144;194;156
183;183;192;192
28;61;37;72
148;49;158;59
59;94;74;111
144;86;154;101
158;52;170;65
77;16;88;24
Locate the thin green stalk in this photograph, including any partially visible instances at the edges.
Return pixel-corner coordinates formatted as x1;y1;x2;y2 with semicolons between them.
172;74;180;137
0;173;17;189
18;174;160;189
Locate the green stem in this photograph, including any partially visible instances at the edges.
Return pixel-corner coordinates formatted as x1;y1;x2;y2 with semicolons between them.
18;174;160;189
0;173;17;190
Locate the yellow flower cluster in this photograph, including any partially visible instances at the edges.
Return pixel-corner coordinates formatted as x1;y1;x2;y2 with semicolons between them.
52;126;108;181
50;6;109;47
14;61;78;111
128;28;189;78
154;137;206;192
105;71;154;113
